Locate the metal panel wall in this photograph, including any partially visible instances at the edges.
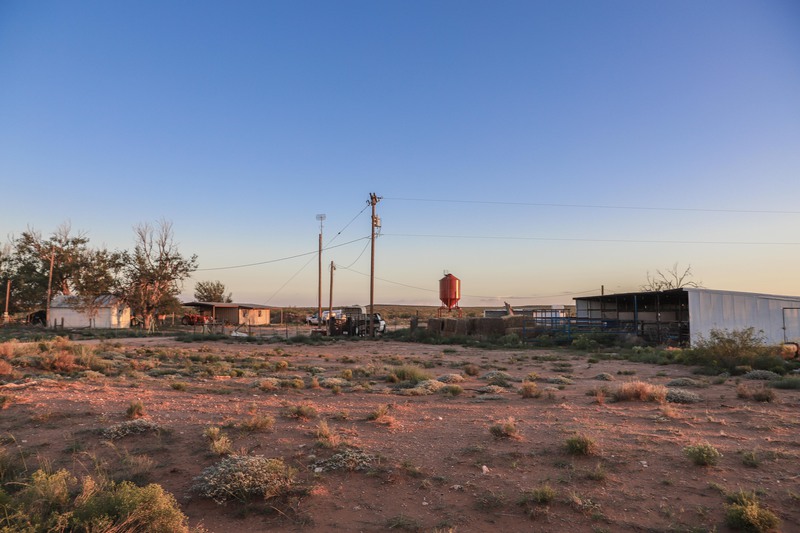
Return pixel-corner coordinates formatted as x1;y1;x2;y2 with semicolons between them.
686;289;800;345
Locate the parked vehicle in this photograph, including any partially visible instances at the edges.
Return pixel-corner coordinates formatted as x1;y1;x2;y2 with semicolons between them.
181;313;212;326
306;310;342;325
345;313;386;336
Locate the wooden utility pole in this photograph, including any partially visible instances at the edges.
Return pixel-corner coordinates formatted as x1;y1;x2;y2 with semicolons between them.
45;249;55;328
328;261;335;316
316;214;325;328
368;193;381;336
3;279;10;324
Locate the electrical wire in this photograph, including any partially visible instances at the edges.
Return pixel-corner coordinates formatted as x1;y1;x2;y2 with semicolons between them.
195;236;369;271
336;264;600;301
382;233;800;246
385;197;800;215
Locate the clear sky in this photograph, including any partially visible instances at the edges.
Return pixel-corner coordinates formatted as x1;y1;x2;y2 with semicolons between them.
2;1;799;308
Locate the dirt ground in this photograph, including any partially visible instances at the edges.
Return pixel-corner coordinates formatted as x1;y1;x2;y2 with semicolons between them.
2;336;799;532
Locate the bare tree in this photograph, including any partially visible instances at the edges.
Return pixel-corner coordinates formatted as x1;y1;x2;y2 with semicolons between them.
641;263;702;292
120;220;197;331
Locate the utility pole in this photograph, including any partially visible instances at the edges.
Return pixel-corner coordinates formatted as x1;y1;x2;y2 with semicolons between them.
368;193;381;336
328;261;335;316
316;214;326;328
3;279;10;324
45;249;55;328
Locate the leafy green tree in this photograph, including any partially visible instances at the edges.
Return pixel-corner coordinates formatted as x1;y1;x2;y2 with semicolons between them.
5;223;91;313
119;220;197;331
194;280;232;303
69;248;127;326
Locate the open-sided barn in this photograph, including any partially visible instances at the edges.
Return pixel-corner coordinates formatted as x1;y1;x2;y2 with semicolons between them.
574;288;800;346
184;302;270;326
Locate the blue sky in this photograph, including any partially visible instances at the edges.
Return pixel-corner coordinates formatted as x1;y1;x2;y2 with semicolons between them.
2;1;799;307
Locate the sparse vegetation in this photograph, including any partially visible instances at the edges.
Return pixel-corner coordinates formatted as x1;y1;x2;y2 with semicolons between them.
566;434;597;456
192;455;297;504
489;417;520;439
725;490;780;532
683;442;722;466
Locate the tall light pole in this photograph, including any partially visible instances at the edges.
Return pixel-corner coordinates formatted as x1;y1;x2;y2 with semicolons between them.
316;214;326;328
368;193;381;336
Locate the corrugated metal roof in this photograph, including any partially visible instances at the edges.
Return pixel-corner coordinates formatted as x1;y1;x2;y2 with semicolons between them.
184;301;270;309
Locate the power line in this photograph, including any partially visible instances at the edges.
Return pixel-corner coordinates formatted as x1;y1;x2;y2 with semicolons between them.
385;197;800;215
337;264;600;300
383;233;800;246
195;236;369;271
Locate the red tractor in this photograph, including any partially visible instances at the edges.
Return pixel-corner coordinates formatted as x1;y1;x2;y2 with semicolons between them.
181;313;212;326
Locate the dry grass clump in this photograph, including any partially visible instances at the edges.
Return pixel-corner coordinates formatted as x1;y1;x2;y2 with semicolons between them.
519;382;541;398
441;384;463;397
736;384;776;402
283;403;318;420
126;400;145;419
192;455;297;504
366;404;396;426
204;426;233;455
388;365;431;384
489;417;520;440
594;373;614;381
612;381;667;402
519;484;557;506
0;359;13;377
240;413;275;433
314;420;343;448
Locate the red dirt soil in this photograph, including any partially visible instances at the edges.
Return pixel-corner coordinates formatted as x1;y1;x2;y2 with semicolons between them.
2;337;799;532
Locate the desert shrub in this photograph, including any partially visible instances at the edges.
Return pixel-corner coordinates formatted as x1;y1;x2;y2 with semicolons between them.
683;442;722;466
594;372;614;381
737;384;776;402
519;484;556;505
667;377;705;387
71;479;189;532
312;447;377;472
519;382;541;398
314;420;342;448
489;417;519;439
283;404;317;420
170;381;188;391
612;381;666;402
725;490;780;532
462;363;480;376
572;334;599;352
666;388;703;404
770;376;800;389
389;365;431;384
441;384;463;397
742;370;781;381
192;455;296;504
0;469;183;532
0;359;13;376
204;426;233;455
240;414;275;432
437;373;464;383
102;419;163;440
126;400;145;419
565;434;597;456
688;328;783;373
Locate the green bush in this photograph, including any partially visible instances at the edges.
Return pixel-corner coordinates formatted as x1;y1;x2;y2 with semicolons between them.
687;328;783;373
725;490;780;532
0;470;189;532
683;442;722;466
